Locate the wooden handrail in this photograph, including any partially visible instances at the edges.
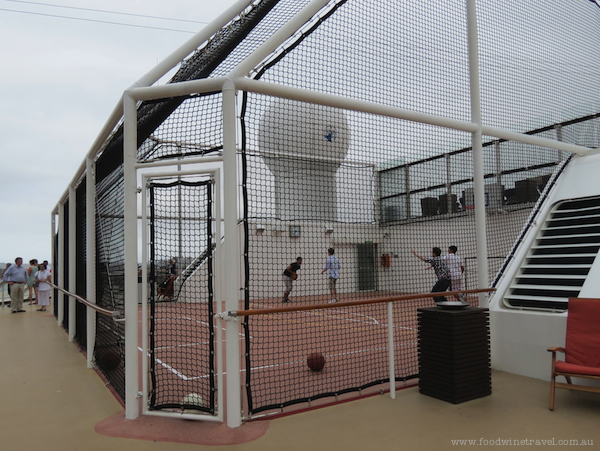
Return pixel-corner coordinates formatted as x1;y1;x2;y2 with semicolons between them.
50;283;123;320
227;288;495;317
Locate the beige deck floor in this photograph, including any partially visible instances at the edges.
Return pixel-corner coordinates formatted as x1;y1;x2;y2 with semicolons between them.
1;301;599;451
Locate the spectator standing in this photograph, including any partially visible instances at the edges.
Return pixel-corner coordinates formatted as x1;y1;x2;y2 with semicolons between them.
26;259;39;304
2;263;12;296
35;263;52;311
4;257;28;313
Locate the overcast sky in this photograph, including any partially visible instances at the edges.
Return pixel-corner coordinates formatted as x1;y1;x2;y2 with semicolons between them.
2;0;598;265
0;0;240;264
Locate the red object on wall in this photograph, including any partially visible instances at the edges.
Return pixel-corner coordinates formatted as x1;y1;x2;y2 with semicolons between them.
381;254;391;267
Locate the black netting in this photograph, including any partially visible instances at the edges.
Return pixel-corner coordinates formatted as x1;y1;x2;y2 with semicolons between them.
54;0;600;419
478;1;600;133
137;93;224;162
95;165;126;402
148;179;215;414
75;180;87;350
236;0;599;415
94;0;282;180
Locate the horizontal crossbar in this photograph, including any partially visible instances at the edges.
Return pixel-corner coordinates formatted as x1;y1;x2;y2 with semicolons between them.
226;288;495;317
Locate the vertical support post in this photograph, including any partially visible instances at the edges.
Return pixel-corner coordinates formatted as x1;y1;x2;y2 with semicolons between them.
445;153;452;214
555;124;564;162
466;0;489;308
387;301;396;399
86;157;97;369
50;212;56;310
222;79;242;428
213;169;224;423
405;165;411;219
141;174;149;414
68;186;76;341
123;91;140;419
495;141;502;189
373;168;381;224
57;201;65;326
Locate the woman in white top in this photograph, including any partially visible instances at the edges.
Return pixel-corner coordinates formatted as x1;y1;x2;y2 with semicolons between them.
34;263;52;312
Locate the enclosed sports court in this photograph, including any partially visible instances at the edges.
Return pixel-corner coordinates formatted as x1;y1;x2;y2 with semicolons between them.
51;0;600;428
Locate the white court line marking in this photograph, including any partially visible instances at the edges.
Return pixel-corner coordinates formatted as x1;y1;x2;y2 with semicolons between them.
138;310;415;380
138;346;194;380
145;316;250;338
250;302;417;331
243;341;419;373
251;302;379;325
154;342;207;351
305;309;379;325
138;346;211;381
138;339;418;381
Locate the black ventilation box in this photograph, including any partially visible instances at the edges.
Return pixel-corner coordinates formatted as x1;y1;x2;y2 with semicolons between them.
420;197;439;217
418;307;491;404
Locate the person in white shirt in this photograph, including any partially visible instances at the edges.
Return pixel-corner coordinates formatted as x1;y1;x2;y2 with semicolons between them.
34;263;52;312
443;246;465;301
322;248;341;303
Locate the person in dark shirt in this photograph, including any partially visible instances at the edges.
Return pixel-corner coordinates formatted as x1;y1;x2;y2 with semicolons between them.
282;257;302;303
412;247;451;303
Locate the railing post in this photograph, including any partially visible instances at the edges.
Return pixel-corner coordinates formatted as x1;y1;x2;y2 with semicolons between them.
50;211;56;310
68;186;76;342
86;157;96;369
387;301;396;399
57;201;65;326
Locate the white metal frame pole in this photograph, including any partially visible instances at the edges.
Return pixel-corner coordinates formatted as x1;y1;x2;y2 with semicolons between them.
59;0;253;194
123;91;140;419
140;168;224;423
140;174;150;416
222;79;242;428
228;0;331;79
234;78;591;156
466;0;489;308
50;211;56;310
213;169;224;423
57;201;65;326
49;210;56;308
134;0;253;88
68;186;76;341
86;157;97;368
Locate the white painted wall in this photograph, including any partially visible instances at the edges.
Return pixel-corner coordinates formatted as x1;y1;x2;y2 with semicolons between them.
177;207;533;305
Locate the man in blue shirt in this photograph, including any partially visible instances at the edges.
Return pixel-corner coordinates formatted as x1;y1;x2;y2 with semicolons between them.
321;248;341;303
4;257;28;313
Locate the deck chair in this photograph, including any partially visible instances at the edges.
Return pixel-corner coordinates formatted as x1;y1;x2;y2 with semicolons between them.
548;298;600;410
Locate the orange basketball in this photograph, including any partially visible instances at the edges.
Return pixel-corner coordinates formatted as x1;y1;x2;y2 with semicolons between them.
291;273;298;280
307;352;326;371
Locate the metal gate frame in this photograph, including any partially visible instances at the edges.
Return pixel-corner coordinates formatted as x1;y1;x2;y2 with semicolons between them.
140;169;224;422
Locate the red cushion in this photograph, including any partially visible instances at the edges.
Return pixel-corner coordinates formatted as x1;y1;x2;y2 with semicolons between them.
555;360;600;377
565;298;600;368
